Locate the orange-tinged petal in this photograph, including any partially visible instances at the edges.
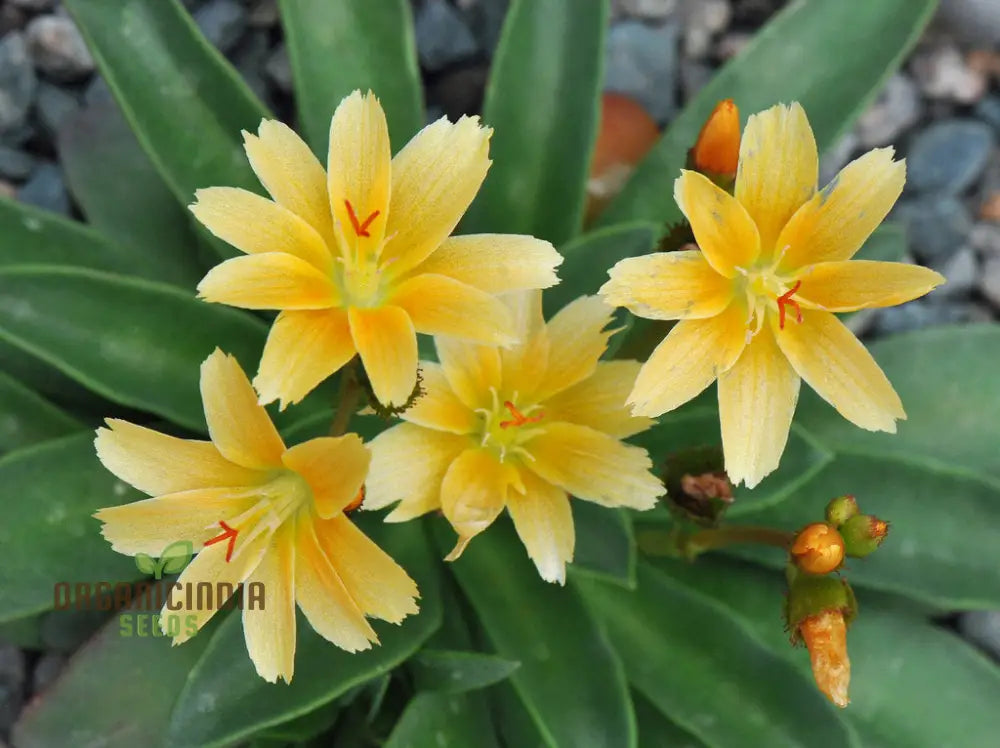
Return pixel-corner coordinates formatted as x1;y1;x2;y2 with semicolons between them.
348;305;418;407
796;260;944;312
441;448;512;560
735;102;818;254
778;148;905;271
507;469;574;585
197;253;340;310
436;337;502;412
600;250;733;320
402;362;478;434
413;234;562;294
94;419;262;495
524;421;662;510
201;350;285;470
389;273;517;345
544;360;653;438
536;296;616;401
282;434;370;518
771;309;904;432
242;522;296;683
718;323;800;488
254;309;356;409
628;302;747;417
675;170;761;277
500;290;549;400
692;99;740;176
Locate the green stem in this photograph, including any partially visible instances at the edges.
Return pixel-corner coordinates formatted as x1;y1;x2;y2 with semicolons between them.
329;360;363;437
684;525;795;556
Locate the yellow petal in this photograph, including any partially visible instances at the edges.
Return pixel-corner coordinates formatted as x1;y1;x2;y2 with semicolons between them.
282;434;370;518
771;309;904;432
796;261;944;312
365;423;467;519
197;253;340;310
94;419;262;495
524;421;662;510
242;522;296;683
499;290;550;399
507;469;574;585
777;148;906;271
294;513;377;651
389;273;517;345
312;514;419;623
436;337;502;412
544;360;653;439
382;116;492;278
674;170;761;277
242;119;335;246
190;187;332;272
402;362;479;435
348;305;418;407
441;448;512;560
201;350;286;469
254;309;356;409
536;296;616;401
718;324;800;488
327;91;392;257
599;250;733;320
735;102;818;254
413;234;562;293
627;302;748;417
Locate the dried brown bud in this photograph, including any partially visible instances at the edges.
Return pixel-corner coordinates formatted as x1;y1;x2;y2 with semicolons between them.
800;610;851;708
790;522;845;575
680;472;733;502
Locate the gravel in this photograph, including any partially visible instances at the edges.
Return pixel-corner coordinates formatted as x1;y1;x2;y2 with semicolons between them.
605;20;680;123
905;119;996;195
24;13;93;81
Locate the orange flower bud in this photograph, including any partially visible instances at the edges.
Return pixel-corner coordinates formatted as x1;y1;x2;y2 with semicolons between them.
800;610;851;708
790;522;845;575
691;99;740;177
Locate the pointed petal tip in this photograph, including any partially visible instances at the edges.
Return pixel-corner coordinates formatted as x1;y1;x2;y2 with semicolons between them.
444;535;473;562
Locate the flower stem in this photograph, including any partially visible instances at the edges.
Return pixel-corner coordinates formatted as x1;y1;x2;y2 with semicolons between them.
684;525;795;555
329;360;363;437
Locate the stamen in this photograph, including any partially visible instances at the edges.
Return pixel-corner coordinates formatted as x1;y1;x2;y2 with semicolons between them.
777;280;803;330
344;199;380;238
499;401;544;429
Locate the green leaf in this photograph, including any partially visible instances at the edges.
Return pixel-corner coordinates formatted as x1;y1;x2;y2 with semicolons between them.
160;540;194;575
0;266;266;432
279;0;423;151
0;433;140;622
385;691;500;748
576;563;854;747
253;701;340;742
854;224;907;263
598;0;937;227
632;690;706;748
410;649;520;694
0;370;83;453
166;519;442;748
439;518;636;748
461;0;608;245
570;503;636;588
134;553;157;577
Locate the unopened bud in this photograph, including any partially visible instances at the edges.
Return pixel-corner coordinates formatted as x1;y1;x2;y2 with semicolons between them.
690;99;740;179
790;522;845;575
840;514;889;557
825;495;859;527
800;610;851;708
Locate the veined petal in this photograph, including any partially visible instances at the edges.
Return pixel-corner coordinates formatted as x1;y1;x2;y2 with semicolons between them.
674;170;761;277
243;119;335;246
735;102;818;254
435;337;502;412
243;522;296;683
544;360;653;438
796;261;944;312
282;434;370;519
628;302;747;417
254;309;356;410
294;512;377;651
327;91;392;256
201;350;285;470
600;250;733;320
536;296;616;401
389;273;517;345
507;469;574;585
718;323;800;489
190;187;332;272
402;362;479;435
524;421;663;510
95;419;262;495
197;253;340;310
772;309;904;432
382;116;492;278
500;290;549;400
312;514;419;623
413;235;562;294
441;448;513;561
778;148;906;271
348;305;418;407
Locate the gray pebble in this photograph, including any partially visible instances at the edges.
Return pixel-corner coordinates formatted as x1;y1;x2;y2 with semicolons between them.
605;21;679;123
855;74;921;148
247;0;278;28
612;0;678;21
981;255;1000;309
0;146;35;180
911;44;987;104
30;652;66;695
194;0;248;54
940;0;1000;46
25;14;94;82
819;132;859;187
35;81;80;139
264;44;292;94
935;245;978;298
871;298;971;335
456;0;509;58
416;0;479;72
0;33;37;137
976;96;1000;135
892;196;973;262
959;610;1000;660
905;119;995;196
680;0;730;59
0;644;25;736
970;221;1000;257
17;161;70;215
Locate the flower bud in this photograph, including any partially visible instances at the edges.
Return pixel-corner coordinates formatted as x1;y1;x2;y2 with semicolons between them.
690;99;740;179
800;610;851;708
790;522;845;575
840;514;889;557
824;494;859;527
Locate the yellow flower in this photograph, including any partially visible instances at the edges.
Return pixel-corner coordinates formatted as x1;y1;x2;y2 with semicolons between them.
93;349;418;683
191;91;563;408
600;102;944;487
363;291;663;584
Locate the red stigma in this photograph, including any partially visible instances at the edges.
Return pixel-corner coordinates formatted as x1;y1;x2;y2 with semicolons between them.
777;281;803;330
499;401;544;429
344;200;380;237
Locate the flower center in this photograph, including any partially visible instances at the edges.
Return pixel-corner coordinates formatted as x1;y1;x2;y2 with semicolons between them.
734;249;803;341
338;199;391;307
222;470;313;556
475;388;545;462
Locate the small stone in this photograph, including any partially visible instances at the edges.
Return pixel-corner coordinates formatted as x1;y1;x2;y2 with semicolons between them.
976;95;1000;134
935;245;978;298
855;74;921;148
0;180;15;199
819;132;858;187
871;298;969;336
0;146;35;180
893;197;974;262
612;0;678;21
247;0;278;27
981;192;1000;221
0;33;38;137
970;221;1000;256
456;0;509;56
0;644;25;736
966;49;1000;80
605;21;679;123
30;652;66;695
25;14;94;82
17;161;70;215
911;44;987;104
415;0;479;72
981;255;1000;308
35;81;80;139
681;0;730;60
905;119;995;196
939;0;1000;47
263;44;292;93
194;0;248;54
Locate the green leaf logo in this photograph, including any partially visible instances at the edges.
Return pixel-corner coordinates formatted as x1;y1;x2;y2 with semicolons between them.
134;541;194;579
135;553;156;576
